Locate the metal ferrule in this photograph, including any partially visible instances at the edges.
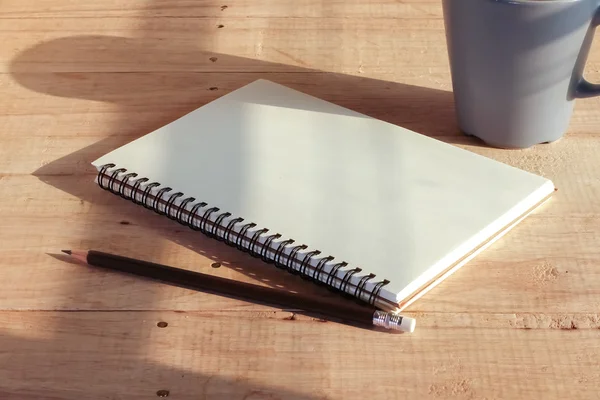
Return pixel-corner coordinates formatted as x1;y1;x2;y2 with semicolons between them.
372;310;404;331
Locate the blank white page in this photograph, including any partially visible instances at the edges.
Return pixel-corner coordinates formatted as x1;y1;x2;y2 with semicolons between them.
93;79;554;306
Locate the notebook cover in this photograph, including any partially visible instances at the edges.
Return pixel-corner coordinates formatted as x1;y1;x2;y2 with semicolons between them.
92;79;555;309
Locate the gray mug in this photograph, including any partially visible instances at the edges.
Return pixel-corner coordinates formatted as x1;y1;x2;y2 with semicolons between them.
442;0;600;148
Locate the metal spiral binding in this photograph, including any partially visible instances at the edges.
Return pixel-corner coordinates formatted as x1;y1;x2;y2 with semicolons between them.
97;163;391;307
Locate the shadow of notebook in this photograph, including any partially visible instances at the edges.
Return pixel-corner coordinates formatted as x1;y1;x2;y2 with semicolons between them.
91;79;555;311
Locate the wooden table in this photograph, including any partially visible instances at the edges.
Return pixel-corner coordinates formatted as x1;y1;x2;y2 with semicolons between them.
2;1;600;399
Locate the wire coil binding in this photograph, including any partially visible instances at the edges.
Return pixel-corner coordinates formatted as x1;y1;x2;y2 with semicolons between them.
97;163;391;307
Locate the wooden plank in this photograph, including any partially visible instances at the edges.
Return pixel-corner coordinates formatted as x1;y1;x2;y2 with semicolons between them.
0;72;456;124
4;14;600;80
0;173;598;313
0;0;442;19
3;69;600;160
0;311;598;400
3;69;600;140
1;17;448;75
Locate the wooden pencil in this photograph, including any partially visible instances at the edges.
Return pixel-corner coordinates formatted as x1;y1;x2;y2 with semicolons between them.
62;249;415;332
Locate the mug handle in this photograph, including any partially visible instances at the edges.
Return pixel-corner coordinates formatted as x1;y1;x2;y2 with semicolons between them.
575;9;600;98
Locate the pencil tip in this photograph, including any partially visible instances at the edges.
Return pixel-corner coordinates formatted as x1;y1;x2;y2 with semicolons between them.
61;250;72;255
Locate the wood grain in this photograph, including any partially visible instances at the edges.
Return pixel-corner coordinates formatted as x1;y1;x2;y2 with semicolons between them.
0;0;441;19
1;17;447;78
1;311;599;400
2;0;600;399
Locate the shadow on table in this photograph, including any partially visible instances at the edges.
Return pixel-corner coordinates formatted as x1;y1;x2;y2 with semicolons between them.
10;35;460;138
7;9;459;398
0;329;327;400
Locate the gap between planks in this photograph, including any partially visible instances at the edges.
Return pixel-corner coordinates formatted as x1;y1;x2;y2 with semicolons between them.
1;310;599;330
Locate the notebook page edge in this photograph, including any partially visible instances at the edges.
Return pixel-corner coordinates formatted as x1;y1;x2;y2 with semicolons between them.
394;178;556;308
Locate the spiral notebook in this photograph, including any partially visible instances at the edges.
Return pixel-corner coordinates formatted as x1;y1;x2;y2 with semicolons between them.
92;79;555;311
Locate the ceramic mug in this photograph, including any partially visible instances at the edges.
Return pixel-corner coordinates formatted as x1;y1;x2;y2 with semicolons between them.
442;0;600;148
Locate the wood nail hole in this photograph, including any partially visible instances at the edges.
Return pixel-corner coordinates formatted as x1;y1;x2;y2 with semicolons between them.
156;390;170;397
221;5;228;10
209;57;218;62
119;220;130;225
209;87;218;91
217;24;224;28
211;262;221;268
157;321;168;328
